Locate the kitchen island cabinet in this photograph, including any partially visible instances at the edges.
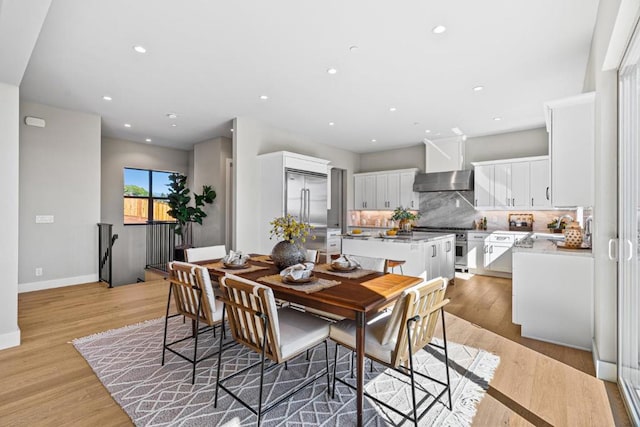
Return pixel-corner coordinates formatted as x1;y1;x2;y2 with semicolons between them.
341;233;455;282
512;240;593;350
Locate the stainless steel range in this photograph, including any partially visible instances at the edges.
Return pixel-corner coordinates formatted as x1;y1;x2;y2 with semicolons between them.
411;226;473;271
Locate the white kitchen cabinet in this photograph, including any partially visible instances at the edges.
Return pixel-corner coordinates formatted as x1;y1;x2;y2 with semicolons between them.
474;165;494;208
467;232;488;273
354;174;376;209
425;237;455;281
439;236;455;279
472;156;550;210
510;162;530;208
468;231;519;276
493;164;511;209
425;137;464;173
529;159;551;208
399;171;419;210
513;250;593;350
545;92;595;207
354;169;418;211
375;173;400;210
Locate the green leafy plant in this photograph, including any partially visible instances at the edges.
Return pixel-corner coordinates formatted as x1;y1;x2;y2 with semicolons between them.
390;206;420;222
269;214;315;243
166;173;216;243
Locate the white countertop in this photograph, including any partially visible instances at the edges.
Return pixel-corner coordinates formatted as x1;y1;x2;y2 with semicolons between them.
512;238;593;257
341;232;454;243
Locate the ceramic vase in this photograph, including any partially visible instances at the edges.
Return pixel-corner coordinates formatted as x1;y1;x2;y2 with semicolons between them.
563;221;584;249
271;241;305;271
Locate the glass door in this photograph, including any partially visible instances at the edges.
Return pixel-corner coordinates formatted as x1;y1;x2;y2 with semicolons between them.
619;25;640;425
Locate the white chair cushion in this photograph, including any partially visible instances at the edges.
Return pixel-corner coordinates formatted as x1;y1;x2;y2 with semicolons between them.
223;273;281;343
185;245;227;262
329;316;395;365
278;307;331;360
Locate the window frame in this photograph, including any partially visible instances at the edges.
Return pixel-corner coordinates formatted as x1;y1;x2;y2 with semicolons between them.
123;167;176;225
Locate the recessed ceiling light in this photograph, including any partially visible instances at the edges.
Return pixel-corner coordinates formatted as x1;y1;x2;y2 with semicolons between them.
327;68;337;75
451;127;463;135
133;45;147;54
171;123;177;127
260;95;269;100
124;123;131;128
425;129;431;133
349;45;359;52
329;122;335;126
102;95;112;101
371;139;377;143
145;138;152;142
389;107;397;112
473;86;484;92
493;117;502;121
432;25;447;34
166;113;177;119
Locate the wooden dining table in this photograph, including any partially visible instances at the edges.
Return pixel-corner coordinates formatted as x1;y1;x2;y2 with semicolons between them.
200;255;423;426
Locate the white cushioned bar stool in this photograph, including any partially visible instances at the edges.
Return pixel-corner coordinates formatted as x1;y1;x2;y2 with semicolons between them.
215;273;331;425
329;277;452;426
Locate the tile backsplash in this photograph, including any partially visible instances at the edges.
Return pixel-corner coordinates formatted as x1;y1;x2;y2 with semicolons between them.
348;191;578;232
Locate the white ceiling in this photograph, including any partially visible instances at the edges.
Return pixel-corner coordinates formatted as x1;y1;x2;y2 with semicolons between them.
19;0;599;153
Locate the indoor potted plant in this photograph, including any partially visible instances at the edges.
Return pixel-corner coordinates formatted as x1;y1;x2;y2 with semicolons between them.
166;173;216;260
390;206;421;231
269;214;314;270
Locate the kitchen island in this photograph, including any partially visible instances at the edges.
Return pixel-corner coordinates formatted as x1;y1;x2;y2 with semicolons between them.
341;232;455;282
512;238;593;350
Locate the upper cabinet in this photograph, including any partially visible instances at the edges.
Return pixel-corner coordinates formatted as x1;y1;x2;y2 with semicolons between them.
354;168;419;211
425;137;464;173
544;92;595;208
472;156;550;210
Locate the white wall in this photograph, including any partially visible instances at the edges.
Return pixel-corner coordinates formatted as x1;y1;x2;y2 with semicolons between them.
583;0;623;380
233;117;360;253
192;137;232;248
464;127;548;168
18;102;101;292
359;144;425;173
0;83;20;349
101;137;190;285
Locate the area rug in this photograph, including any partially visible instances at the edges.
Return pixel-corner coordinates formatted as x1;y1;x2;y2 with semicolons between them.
73;317;499;426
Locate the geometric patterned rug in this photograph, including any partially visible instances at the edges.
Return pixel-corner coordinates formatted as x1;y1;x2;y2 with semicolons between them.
73;317;499;426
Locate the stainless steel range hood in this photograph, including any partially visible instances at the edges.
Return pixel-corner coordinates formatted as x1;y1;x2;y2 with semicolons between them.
413;170;474;192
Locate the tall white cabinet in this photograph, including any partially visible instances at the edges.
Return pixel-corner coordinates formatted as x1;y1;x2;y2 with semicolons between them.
544;92;595;207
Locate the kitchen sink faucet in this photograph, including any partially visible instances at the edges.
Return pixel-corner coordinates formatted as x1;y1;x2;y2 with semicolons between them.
555;214;574;229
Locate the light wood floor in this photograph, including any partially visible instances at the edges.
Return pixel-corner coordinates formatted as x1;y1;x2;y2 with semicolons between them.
0;277;624;426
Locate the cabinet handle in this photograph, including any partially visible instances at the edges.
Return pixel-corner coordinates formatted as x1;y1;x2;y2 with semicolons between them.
490;245;493;254
531;197;534;206
411;200;414;208
512;198;515;206
506;197;509;206
546;187;550;200
432;246;436;257
475;199;478;206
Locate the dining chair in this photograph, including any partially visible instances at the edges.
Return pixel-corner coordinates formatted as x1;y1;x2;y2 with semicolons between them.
305;249;320;263
185;245;227;262
343;254;389;273
161;261;226;384
215;273;331;425
330;276;452;426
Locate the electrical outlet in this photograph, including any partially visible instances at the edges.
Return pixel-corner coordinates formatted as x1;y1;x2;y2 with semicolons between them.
35;268;43;276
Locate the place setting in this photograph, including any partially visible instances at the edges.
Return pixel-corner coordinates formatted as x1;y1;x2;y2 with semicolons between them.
313;254;378;279
258;262;341;293
202;250;268;274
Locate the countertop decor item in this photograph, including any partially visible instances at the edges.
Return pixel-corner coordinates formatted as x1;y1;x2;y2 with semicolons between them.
390;206;420;231
563;221;584;249
269;214;313;270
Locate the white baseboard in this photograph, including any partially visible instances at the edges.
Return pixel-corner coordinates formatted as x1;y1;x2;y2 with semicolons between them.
0;328;21;350
19;274;99;293
593;338;617;382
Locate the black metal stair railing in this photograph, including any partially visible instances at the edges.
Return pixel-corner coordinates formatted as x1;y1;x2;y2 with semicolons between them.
146;222;176;273
97;223;118;287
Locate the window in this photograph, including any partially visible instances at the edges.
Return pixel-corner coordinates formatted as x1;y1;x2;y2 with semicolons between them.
123;168;175;224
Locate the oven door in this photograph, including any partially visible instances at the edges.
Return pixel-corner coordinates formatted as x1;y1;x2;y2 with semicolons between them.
455;241;468;269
